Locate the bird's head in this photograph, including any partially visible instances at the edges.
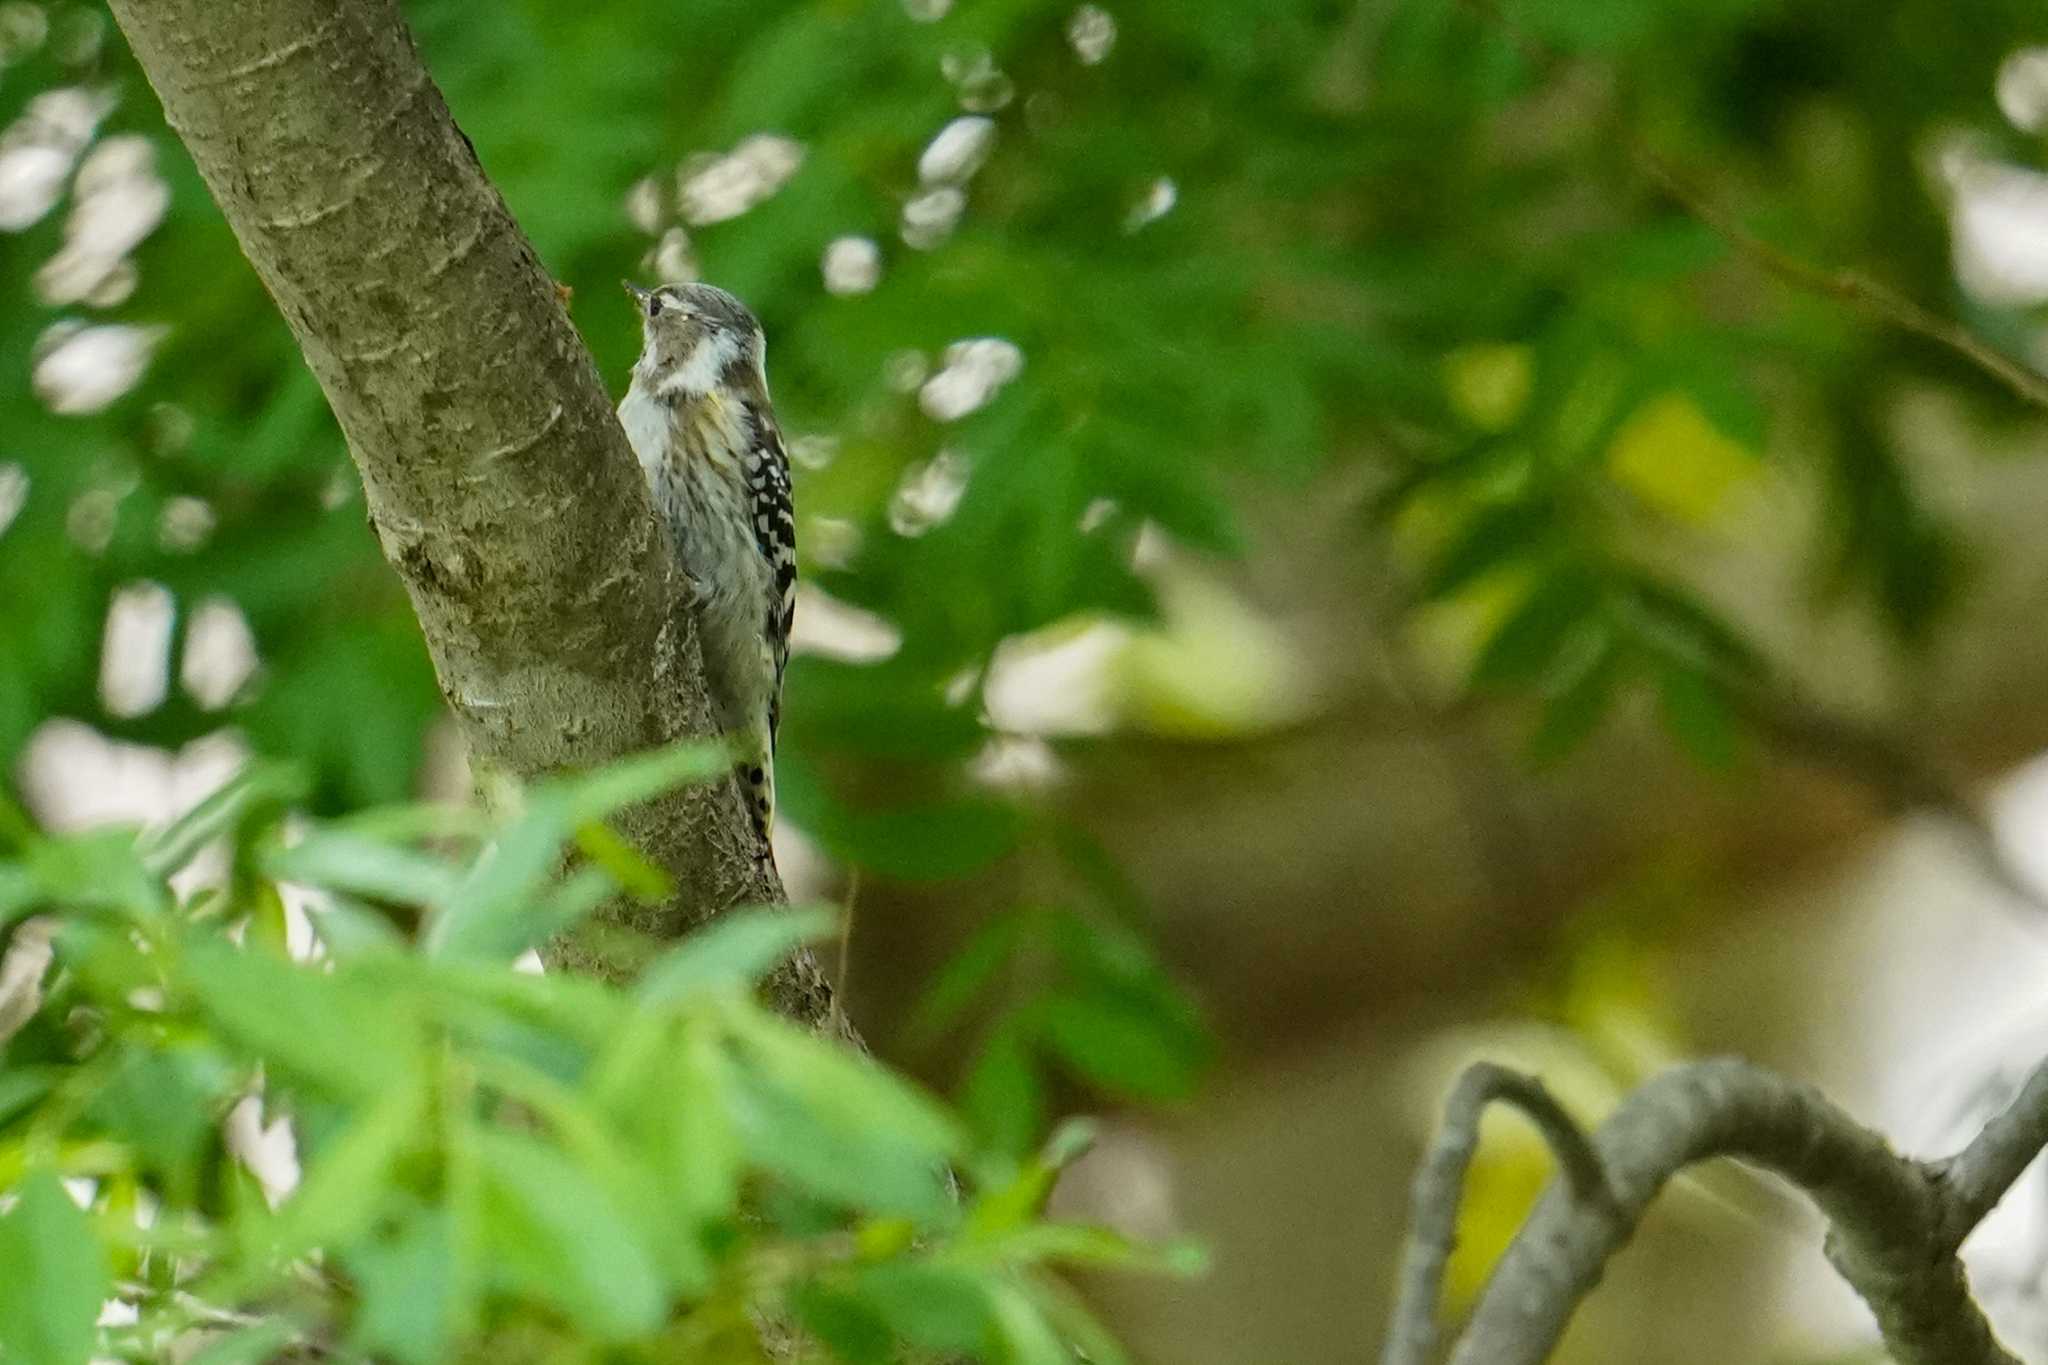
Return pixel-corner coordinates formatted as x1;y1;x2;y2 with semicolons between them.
624;280;765;399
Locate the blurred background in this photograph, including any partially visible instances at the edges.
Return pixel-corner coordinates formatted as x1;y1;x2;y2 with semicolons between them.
6;0;2048;1358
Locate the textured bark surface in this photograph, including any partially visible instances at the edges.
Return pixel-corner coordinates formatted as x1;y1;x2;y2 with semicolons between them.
105;0;841;1030
1384;1056;2048;1365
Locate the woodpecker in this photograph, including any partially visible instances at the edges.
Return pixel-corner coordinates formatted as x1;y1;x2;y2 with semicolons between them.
618;280;794;862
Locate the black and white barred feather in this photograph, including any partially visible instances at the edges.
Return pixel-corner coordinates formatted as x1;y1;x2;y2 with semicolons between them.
618;280;793;861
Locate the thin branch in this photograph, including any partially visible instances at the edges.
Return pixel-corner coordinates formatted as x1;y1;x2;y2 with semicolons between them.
1634;152;2048;415
1463;0;2048;414
1939;1055;2048;1244
1381;1064;1614;1365
1403;1058;2026;1365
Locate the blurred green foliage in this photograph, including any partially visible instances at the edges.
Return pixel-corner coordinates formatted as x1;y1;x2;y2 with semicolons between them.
4;0;2048;843
4;0;2045;849
0;0;2045;1360
0;753;1198;1362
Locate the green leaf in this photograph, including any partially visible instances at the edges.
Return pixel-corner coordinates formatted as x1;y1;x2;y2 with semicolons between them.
725;1042;956;1219
572;821;672;903
1034;992;1206;1103
548;742;729;825
182;942;407;1100
86;1045;230;1173
0;1066;59;1127
425;744;725;962
904;910;1035;1049
779;756;1024;881
182;1326;309;1365
0;862;36;928
783;656;988;763
1614;574;1760;676
1527;629;1626;764
472;1129;667;1341
963;1022;1045;1157
636;905;836;1007
1026;1271;1136;1365
27;830;167;921
140;760;309;878
422;800;574;961
839;1263;993;1354
791;1282;896;1365
1469;570;1602;690
268;1073;423;1259
1657;663;1740;769
1422;500;1553;600
182;1320;304;1365
647;1024;741;1279
987;1283;1071;1365
727;1006;963;1161
0;1170;109;1365
981;1223;1207;1276
263;829;464;909
329;802;493;843
966;1119;1099;1238
347;1208;458;1365
302;896;409;961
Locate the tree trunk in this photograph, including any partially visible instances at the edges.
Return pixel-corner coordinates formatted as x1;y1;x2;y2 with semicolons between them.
104;0;841;1030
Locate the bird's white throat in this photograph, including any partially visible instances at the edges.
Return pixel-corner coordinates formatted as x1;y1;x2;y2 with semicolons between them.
657;331;740;399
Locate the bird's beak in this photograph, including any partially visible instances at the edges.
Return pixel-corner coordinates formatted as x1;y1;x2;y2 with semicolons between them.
622;280;651;309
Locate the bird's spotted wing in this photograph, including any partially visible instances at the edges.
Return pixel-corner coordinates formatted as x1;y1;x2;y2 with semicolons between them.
746;415;795;749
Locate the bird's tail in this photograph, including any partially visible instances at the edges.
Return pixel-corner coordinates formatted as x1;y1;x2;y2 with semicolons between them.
736;720;776;865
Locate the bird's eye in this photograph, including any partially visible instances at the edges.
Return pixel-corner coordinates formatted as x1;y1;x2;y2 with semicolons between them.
646;294;665;319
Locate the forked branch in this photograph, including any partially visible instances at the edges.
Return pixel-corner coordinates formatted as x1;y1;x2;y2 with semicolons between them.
1387;1055;2048;1365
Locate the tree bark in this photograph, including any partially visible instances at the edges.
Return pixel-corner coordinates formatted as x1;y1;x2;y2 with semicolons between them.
1385;1056;2048;1365
104;0;840;1028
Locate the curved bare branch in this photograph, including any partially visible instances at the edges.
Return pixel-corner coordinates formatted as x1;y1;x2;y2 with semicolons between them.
1940;1059;2048;1246
1392;1057;2048;1365
1381;1064;1614;1365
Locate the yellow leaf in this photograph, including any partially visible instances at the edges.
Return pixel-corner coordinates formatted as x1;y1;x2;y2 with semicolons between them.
1605;393;1755;525
1442;344;1534;432
1117;567;1316;739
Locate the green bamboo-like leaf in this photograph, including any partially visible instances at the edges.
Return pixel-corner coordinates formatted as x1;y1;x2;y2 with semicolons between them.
28;830;168;922
472;1129;667;1341
1034;991;1206;1103
728;1005;963;1158
548;742;729;824
903;909;1038;1049
965;1119;1099;1239
264;829;465;909
267;1071;424;1259
636;905;836;1007
1657;662;1741;769
987;1283;1076;1365
140;760;309;878
1422;500;1554;600
725;1057;956;1218
837;1262;993;1355
182;942;408;1100
978;1222;1207;1276
0;1170;109;1365
1527;627;1626;764
346;1209;458;1365
1469;570;1602;690
963;1022;1045;1158
183;1320;304;1365
573;821;673;903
